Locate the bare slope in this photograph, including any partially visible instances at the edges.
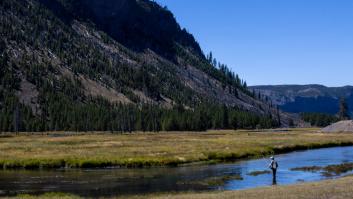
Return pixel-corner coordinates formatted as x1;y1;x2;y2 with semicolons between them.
322;120;353;133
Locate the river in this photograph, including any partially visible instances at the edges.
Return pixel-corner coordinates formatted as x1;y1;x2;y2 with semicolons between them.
1;146;353;197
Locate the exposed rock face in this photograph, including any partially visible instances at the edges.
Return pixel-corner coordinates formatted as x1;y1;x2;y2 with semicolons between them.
321;120;353;133
0;0;300;129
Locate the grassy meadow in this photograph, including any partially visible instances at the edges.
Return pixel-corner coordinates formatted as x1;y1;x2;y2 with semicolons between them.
1;129;353;169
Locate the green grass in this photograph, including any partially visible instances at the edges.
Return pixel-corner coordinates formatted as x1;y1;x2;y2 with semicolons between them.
247;170;271;176
291;166;322;172
199;175;244;186
291;163;353;177
177;175;244;187
324;163;353;175
1;129;353;169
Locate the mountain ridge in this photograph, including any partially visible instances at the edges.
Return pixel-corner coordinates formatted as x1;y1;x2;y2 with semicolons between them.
251;84;353;116
0;0;297;132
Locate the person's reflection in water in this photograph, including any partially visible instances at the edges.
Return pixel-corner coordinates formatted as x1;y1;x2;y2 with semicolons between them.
268;156;278;185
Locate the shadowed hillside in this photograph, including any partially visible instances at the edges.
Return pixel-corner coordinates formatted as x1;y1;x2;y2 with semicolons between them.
0;0;297;132
252;85;353;116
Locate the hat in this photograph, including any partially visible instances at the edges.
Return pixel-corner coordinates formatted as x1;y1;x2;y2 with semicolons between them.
270;156;274;160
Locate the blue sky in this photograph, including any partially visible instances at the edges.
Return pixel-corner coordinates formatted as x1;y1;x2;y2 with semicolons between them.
156;0;353;87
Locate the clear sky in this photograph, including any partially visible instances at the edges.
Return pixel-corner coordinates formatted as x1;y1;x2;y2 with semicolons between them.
156;0;353;87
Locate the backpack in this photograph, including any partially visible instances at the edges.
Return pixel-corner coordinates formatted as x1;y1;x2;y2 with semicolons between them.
272;161;278;169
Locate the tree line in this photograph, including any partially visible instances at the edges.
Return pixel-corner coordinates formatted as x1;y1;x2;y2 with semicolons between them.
301;97;351;127
206;52;254;97
1;93;279;132
300;113;339;127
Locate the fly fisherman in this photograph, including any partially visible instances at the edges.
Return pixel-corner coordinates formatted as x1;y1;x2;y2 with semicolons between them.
269;156;278;184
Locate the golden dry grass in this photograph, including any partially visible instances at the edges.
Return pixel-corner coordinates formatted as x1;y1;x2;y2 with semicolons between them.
1;129;353;168
128;176;353;199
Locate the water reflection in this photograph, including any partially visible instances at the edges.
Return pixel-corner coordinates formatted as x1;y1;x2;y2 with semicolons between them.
0;146;353;197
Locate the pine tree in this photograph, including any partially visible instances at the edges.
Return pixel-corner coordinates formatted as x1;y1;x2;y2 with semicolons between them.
13;103;20;133
207;52;213;64
222;104;229;129
338;97;350;120
231;115;238;130
212;58;217;68
276;106;281;126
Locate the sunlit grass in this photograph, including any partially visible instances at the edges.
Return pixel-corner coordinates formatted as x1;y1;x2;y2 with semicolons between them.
1;129;353;169
126;176;353;199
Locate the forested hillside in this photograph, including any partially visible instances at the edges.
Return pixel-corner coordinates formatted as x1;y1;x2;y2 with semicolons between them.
251;85;353;116
0;0;295;132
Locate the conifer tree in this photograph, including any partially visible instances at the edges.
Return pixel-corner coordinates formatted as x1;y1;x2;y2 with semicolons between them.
207;52;213;64
338;97;350;120
13;104;20;133
222;104;229;128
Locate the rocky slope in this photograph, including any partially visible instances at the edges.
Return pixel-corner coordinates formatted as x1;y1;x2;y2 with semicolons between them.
0;0;297;131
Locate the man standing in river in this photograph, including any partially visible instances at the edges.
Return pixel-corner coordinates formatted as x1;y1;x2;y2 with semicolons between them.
269;156;278;185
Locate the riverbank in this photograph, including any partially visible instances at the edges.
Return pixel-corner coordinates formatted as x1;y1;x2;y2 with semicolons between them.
1;129;353;169
5;176;353;199
127;175;353;199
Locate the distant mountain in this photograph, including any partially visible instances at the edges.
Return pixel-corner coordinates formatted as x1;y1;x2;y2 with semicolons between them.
251;85;353;116
0;0;298;132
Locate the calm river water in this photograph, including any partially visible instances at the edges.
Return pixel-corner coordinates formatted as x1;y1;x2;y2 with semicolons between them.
0;146;353;197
